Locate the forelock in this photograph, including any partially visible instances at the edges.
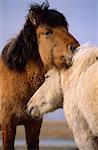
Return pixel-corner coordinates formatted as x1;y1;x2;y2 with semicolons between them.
29;1;68;30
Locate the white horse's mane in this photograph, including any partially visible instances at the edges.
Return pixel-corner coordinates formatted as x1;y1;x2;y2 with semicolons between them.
71;43;98;71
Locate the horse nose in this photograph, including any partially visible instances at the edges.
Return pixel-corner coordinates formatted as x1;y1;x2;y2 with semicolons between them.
62;56;72;68
65;56;72;66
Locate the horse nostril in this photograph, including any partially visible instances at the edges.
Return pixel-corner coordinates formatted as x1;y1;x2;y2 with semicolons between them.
68;45;77;53
27;106;35;114
61;56;65;60
62;56;72;66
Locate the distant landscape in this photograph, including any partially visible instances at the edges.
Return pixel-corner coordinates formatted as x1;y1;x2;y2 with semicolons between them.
0;121;77;149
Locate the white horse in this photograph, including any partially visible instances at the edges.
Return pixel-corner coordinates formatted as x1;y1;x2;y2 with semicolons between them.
27;43;98;150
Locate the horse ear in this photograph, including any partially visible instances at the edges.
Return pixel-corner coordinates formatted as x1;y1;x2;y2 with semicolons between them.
29;10;38;27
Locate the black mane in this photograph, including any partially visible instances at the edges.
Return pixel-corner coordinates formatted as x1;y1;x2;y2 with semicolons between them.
29;2;68;29
2;1;68;71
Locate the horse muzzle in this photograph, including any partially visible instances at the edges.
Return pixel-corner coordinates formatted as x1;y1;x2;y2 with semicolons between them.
62;56;73;69
27;106;42;119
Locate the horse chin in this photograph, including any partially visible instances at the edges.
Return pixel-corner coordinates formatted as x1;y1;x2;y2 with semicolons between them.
32;115;42;120
65;61;72;69
60;56;72;69
27;106;42;119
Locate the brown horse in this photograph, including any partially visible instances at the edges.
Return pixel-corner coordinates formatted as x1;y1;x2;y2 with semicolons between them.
0;2;79;150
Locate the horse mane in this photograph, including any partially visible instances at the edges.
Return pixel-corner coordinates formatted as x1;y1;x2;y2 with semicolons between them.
1;1;68;71
73;44;98;67
2;20;39;71
29;1;68;28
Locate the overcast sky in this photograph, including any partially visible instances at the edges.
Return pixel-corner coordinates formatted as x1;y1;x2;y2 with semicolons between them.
0;0;98;120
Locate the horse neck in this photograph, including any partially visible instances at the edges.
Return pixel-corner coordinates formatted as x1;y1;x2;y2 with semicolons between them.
21;19;46;86
25;58;46;92
60;68;78;94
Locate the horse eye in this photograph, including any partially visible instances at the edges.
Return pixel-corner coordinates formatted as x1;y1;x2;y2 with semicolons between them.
45;30;53;37
68;45;77;53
